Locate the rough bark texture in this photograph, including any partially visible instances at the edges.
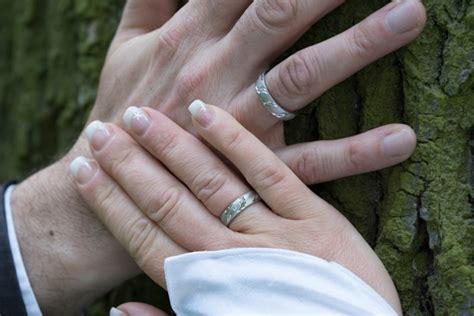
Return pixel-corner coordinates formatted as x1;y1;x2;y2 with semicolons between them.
0;0;472;315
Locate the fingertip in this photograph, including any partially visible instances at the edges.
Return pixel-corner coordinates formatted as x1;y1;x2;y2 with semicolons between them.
110;307;127;316
116;302;168;316
188;99;216;128
382;125;417;158
384;0;427;35
122;106;141;129
403;124;417;145
396;124;418;152
413;0;428;31
69;156;99;185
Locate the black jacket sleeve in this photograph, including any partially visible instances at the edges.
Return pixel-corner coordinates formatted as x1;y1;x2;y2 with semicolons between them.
0;182;28;316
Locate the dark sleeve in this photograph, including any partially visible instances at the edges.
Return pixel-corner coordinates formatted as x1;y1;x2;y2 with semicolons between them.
0;182;28;316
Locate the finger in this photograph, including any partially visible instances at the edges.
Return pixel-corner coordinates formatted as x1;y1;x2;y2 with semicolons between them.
113;303;167;316
223;0;344;73
266;0;426;112
275;124;417;185
146;0;253;50
84;120;231;250
117;0;178;38
69;157;185;286
239;0;426;126
189;100;325;219
180;0;253;35
121;106;278;231
136;1;253;72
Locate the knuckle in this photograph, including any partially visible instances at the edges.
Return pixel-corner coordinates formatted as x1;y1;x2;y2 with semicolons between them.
295;148;324;184
95;183;121;211
222;129;246;152
349;24;378;59
154;27;181;55
149;128;180;158
278;53;319;97
175;66;207;96
346;141;367;174
148;186;182;225
108;149;137;178
191;171;228;205
254;0;298;32
250;162;286;191
126;217;157;262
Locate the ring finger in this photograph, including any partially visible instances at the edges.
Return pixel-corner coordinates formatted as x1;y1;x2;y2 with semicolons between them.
238;0;426;128
84;120;233;249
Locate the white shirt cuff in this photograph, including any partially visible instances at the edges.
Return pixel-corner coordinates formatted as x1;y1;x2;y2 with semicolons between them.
165;248;397;315
5;185;42;316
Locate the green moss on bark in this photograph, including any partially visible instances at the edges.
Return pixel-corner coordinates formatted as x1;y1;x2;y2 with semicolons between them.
287;0;474;314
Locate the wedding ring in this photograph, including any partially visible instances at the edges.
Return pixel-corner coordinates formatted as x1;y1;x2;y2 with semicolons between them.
256;72;296;121
220;191;261;227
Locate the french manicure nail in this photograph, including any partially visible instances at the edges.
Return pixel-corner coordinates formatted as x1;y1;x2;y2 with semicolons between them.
188;99;214;127
385;0;421;34
86;120;111;151
382;129;414;157
110;307;127;316
69;156;97;185
122;106;150;135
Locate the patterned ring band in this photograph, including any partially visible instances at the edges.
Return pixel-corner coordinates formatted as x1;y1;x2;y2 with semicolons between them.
220;191;261;227
255;72;296;121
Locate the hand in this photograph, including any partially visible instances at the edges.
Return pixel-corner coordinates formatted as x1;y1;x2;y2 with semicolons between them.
11;0;425;313
88;0;426;179
72;102;408;313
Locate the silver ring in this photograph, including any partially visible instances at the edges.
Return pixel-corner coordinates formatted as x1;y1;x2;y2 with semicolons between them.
256;72;296;121
220;191;261;227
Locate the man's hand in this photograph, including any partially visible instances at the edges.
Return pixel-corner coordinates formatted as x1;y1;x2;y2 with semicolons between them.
10;0;425;314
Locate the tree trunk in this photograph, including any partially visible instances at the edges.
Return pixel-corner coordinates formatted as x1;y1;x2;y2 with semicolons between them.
0;0;472;315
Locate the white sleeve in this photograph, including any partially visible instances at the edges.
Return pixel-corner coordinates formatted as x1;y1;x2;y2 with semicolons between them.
5;185;42;316
164;248;397;316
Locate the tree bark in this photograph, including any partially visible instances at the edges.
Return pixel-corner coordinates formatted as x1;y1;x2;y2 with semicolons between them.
0;0;472;315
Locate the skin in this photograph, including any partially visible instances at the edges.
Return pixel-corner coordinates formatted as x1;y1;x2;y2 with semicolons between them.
74;104;406;314
114;303;167;316
8;0;425;314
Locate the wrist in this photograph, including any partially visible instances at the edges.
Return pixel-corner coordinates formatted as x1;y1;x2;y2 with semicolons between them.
10;140;139;315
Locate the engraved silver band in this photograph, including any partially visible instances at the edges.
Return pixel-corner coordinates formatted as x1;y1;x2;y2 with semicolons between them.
220;191;261;227
256;72;296;121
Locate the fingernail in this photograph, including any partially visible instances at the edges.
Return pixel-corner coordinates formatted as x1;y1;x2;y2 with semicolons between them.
122;106;150;135
69;156;97;185
188;99;214;127
86;120;112;151
110;307;127;316
385;0;421;34
382;129;414;157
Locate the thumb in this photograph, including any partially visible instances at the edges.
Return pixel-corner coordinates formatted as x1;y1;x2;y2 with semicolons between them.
116;0;178;41
110;303;168;316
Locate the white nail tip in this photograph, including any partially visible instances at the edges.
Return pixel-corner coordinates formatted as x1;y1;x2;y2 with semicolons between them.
85;120;105;141
122;106;141;128
188;99;206;117
109;307;126;316
69;156;89;178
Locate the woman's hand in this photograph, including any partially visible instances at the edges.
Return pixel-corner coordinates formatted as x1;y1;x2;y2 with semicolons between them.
71;101;408;313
